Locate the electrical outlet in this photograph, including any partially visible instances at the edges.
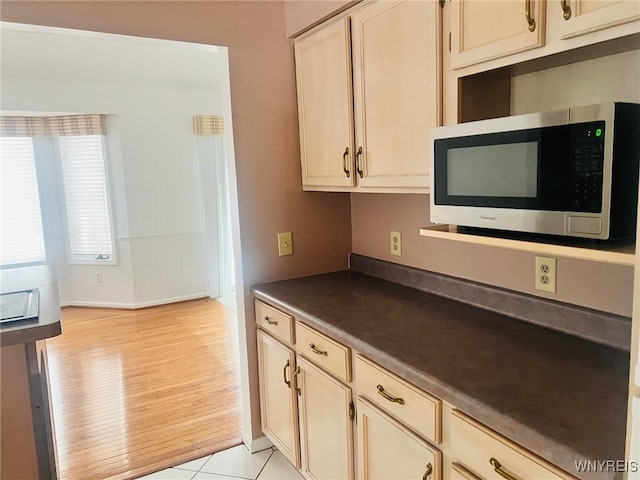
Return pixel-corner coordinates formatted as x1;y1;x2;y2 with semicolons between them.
96;272;103;283
390;231;402;257
535;256;556;293
277;232;293;256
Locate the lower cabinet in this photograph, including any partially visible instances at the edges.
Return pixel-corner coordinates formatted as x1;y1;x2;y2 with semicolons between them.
256;301;355;480
357;397;442;480
255;299;575;480
297;356;354;480
256;329;300;467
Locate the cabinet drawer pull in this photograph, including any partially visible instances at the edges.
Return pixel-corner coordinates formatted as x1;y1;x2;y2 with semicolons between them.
489;457;518;480
309;343;328;356
376;384;405;405
561;0;571;20
342;147;350;178
525;0;536;31
355;146;364;178
283;359;291;388
422;463;433;480
264;316;278;326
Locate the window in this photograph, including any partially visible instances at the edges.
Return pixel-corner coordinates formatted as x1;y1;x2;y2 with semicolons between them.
0;137;47;266
58;135;115;263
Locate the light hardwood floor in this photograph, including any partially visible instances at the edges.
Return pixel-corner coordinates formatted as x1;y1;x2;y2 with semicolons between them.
46;299;243;480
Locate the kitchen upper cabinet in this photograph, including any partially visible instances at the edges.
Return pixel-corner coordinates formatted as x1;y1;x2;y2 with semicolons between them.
295;18;355;189
256;330;300;467
450;0;546;69
350;0;439;190
294;0;440;193
356;397;442;480
550;0;640;41
297;356;354;480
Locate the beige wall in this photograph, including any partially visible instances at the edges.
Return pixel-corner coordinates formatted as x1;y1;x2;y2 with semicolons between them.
351;193;634;317
510;49;640;114
0;0;353;444
284;0;356;37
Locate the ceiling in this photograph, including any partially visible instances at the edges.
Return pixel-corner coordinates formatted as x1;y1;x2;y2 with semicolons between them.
0;24;226;90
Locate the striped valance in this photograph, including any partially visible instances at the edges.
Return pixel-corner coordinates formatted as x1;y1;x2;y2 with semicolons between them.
193;115;224;135
0;114;106;137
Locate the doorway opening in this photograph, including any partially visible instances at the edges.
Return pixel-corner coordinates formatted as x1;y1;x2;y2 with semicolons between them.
0;21;244;478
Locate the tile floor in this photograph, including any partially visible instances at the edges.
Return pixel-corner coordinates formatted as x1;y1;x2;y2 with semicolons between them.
137;445;303;480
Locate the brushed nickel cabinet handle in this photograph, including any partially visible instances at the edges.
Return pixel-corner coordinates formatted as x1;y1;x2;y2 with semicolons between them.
422;463;433;480
489;457;518;480
264;316;278;326
309;343;328;356
355;146;364;178
283;359;291;388
293;366;302;396
525;0;536;31
376;384;405;405
342;147;350;178
561;0;571;20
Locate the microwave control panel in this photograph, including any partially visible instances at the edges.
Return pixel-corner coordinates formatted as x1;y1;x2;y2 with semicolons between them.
570;121;605;212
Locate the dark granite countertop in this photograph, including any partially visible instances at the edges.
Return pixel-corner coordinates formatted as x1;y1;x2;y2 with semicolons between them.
1;285;62;347
252;270;630;480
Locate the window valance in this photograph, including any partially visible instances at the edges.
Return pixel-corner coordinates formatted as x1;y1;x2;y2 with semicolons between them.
193;115;224;135
0;114;106;137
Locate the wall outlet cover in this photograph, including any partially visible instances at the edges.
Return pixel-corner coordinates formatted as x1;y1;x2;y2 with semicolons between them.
535;256;556;293
390;231;402;257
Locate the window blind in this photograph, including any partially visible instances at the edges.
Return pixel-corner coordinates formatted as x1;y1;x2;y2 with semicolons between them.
59;135;114;261
0;137;47;266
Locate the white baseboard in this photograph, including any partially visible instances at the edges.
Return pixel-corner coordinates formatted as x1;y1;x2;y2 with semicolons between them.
60;292;207;310
132;293;207;309
242;435;273;454
59;300;136;309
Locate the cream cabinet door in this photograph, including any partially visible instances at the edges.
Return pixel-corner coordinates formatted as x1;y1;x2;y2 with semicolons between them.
451;462;482;480
356;397;442;480
551;0;640;40
295;17;355;190
450;0;546;69
297;356;354;480
351;0;439;191
256;330;300;468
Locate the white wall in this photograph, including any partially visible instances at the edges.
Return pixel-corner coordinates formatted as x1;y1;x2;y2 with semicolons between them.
1;75;223;307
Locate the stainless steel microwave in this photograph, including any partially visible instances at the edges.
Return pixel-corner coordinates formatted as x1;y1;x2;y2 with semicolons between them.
430;102;640;241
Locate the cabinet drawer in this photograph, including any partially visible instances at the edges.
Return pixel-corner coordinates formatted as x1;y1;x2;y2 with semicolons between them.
295;321;351;383
451;410;573;480
354;354;441;444
255;300;294;345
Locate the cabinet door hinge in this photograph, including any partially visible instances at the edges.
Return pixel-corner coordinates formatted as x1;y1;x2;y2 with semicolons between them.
349;401;355;421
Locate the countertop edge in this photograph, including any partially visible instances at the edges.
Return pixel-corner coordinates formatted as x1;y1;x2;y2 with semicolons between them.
0;320;62;347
